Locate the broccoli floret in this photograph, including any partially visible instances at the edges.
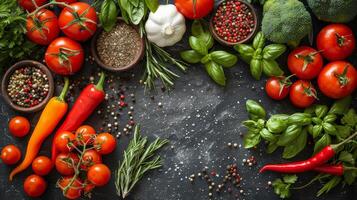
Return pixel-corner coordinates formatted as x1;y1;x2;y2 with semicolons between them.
307;0;357;23
261;0;312;46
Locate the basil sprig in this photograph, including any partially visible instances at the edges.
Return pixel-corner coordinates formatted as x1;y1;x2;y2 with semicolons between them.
234;32;286;80
99;0;118;32
180;20;237;86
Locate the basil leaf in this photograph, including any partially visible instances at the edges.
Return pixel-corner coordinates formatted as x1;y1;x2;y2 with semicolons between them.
253;31;265;49
288;113;312;126
267;141;279;153
329;96;352;115
250;58;262;80
180;50;202;64
189;36;208;55
128;0;145;25
339;151;355;165
306;124;313;135
260;128;277;142
262;44;286;60
322;122;336;135
277;125;302;146
210;51;237;68
323;114;337;123
262;59;284;77
246;100;266;120
312;125;323;138
234;44;254;64
312;117;322;124
100;0;118;32
242;120;262;133
315;105;329;118
282;128;307;159
191;20;213;49
313;134;331;154
204;61;226;86
335;125;352;139
266;114;289;133
200;54;211;64
243;131;261;148
304;105;316;115
145;0;159;12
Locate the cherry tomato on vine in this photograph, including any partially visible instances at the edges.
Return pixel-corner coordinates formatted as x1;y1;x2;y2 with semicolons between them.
75;125;96;146
317;24;355;61
87;163;111;186
318;61;357;99
265;76;292;100
1;144;21;165
26;9;59;45
45;37;84;75
58;2;97;41
23;174;47;197
83;181;95;194
8;116;30;137
32;156;53;176
55;0;77;6
289;80;317;108
58;176;83;199
175;0;214;19
287;46;323;80
94;132;116;155
81;150;102;170
18;0;47;12
55;152;79;176
54;131;75;153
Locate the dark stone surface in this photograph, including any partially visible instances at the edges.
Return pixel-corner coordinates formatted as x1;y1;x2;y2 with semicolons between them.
0;1;356;200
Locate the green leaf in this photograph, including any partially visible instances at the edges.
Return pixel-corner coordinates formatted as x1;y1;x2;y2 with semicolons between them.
313;134;331;154
338;151;355;165
317;176;342;197
210;51;237;68
335;125;352;139
100;0;118;32
283;175;298;184
272;179;291;199
288;113;312;126
312;125;323;138
191;20;214;49
304;105;316;115
204;61;226;86
322;122;336;135
262;44;286;60
344;170;356;185
233;44;254;64
323;114;337;123
267;141;279;153
262;59;284;77
243;131;261;148
329;96;352;115
128;0;145;25
341;108;357;127
253;31;265;49
189;36;208;55
260;128;277;142
315;105;329;118
145;0;159;12
180;50;202;64
312;117;323;124
266;114;289;133
277;125;302;146
250;58;263;80
282;128;307;159
246;100;266;120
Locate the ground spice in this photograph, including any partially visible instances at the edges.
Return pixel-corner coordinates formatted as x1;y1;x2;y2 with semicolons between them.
7;66;49;107
213;0;255;43
96;22;141;69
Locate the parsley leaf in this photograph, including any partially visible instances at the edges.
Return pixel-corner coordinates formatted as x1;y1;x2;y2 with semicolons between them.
272;175;298;199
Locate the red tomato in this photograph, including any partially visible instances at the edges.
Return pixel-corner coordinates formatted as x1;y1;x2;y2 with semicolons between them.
18;0;47;12
94;133;116;155
32;156;53;176
1;144;21;165
45;37;84;75
81;150;102;170
75;125;96;146
55;153;79;176
287;46;323;80
83;181;95;194
8;116;30;137
55;0;77;6
175;0;214;19
317;24;355;61
58;2;97;41
87;164;111;186
58;176;83;199
318;61;357;99
289;80;317;108
23;174;47;197
54;131;76;153
265;76;291;100
26;9;59;45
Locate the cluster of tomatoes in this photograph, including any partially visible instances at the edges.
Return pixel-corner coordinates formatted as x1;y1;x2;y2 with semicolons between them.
1;116;116;199
265;24;357;108
20;0;97;75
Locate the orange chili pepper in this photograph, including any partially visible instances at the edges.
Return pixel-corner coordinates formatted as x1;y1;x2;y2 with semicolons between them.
9;78;70;181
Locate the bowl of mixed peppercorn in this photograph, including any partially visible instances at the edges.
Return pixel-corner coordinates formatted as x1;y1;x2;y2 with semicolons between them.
210;0;258;46
1;60;54;113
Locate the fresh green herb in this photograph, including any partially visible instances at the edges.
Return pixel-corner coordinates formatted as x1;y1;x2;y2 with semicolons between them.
180;20;237;86
99;0;118;32
115;125;169;198
0;0;37;70
272;175;298;199
234;32;286;80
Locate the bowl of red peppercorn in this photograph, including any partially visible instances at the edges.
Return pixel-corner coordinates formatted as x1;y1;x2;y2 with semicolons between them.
1;60;54;113
210;0;258;46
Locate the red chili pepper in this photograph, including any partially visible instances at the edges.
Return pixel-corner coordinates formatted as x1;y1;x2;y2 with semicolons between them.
260;132;357;173
51;72;105;161
313;164;344;176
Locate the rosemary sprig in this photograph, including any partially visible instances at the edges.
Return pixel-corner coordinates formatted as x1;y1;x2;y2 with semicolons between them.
115;125;169;198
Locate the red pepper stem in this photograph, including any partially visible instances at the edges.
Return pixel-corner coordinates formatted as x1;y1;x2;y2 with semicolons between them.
95;72;105;91
58;77;70;102
331;132;357;150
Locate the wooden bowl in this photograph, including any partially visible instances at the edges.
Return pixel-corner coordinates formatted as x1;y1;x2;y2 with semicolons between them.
1;60;54;113
209;0;258;46
91;18;145;72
